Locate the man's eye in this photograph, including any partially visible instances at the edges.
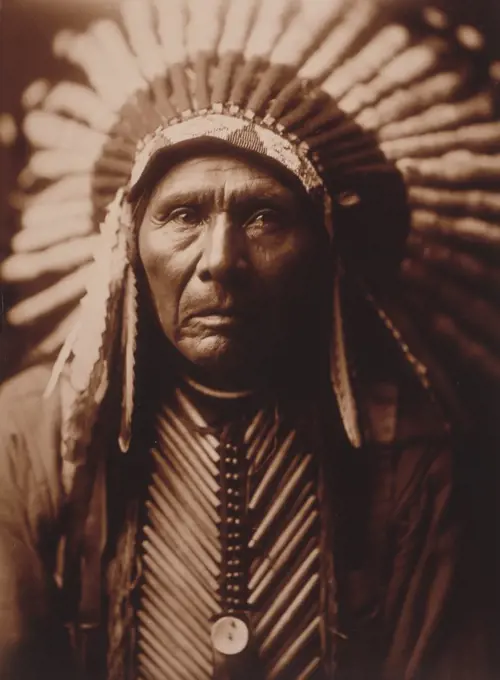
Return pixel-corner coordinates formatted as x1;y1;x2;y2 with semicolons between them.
155;206;203;227
166;207;202;226
245;209;284;234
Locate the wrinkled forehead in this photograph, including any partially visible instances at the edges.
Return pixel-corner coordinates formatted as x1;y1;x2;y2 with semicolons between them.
131;138;322;221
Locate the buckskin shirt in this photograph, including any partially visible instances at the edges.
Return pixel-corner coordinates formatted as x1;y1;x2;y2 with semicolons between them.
0;361;486;680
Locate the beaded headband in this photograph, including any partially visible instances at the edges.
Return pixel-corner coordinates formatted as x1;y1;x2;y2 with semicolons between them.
131;114;324;193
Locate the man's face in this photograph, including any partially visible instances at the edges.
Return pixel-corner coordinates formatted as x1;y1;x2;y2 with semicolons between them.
138;152;327;389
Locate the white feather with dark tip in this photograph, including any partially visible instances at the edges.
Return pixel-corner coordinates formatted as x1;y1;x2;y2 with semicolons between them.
377;92;494;140
24;110;107;151
43;82;117;132
7;266;92;327
339;38;449;115
322;24;410;100
356;70;468;131
121;0;166;82
154;0;188;65
27;148;102;180
299;0;376;81
53;30;130;110
244;0;299;60
90;20;146;95
218;0;258;54
4;238;98;282
186;0;227;57
270;0;345;67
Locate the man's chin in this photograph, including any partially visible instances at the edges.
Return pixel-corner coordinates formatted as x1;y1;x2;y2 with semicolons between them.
177;335;258;379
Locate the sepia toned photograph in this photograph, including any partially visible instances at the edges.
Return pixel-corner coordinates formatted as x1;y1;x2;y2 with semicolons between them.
0;0;498;678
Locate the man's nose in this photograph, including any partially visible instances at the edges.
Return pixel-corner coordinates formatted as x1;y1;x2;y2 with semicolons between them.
197;213;247;283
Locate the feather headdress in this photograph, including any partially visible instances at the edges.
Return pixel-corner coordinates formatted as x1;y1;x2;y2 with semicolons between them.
2;0;500;461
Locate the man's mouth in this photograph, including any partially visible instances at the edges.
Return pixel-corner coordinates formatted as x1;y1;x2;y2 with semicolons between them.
187;304;246;319
185;306;248;329
193;307;237;317
193;315;241;329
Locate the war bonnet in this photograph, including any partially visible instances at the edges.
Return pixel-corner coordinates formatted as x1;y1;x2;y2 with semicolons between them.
4;0;500;464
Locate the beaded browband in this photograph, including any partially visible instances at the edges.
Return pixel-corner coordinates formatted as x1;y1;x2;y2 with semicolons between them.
129;111;333;235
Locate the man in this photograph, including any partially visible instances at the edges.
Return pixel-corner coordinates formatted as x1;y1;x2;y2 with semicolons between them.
0;142;457;679
0;0;496;678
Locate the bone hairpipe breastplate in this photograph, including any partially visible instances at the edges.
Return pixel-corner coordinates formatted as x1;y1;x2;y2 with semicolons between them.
137;389;335;679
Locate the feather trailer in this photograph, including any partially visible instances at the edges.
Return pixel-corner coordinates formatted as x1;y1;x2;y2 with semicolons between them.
119;263;139;453
58;198;131;466
60;193;129;467
332;270;362;448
